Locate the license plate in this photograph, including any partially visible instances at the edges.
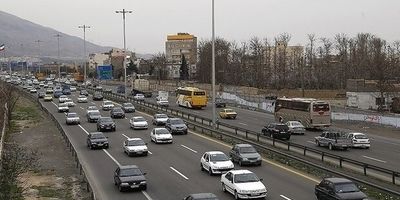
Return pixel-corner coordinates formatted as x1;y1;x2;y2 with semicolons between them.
106;127;111;129
137;151;142;154
130;185;139;188
98;144;103;146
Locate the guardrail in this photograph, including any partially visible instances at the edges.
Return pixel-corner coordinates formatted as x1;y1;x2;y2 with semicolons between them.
13;85;96;200
84;86;400;187
0;103;8;161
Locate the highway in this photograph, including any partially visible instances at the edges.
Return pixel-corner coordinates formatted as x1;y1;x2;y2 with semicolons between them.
33;89;320;200
102;85;400;172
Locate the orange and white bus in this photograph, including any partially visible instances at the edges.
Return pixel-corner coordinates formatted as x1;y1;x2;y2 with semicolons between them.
274;98;331;128
176;87;207;109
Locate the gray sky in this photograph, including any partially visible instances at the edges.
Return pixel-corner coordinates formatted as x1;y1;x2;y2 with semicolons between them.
2;0;400;54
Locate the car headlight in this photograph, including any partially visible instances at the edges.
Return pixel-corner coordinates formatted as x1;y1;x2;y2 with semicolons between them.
242;157;248;161
120;182;129;186
100;125;105;127
140;181;146;184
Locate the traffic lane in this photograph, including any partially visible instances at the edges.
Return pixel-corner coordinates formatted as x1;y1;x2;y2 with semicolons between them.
40;99;148;200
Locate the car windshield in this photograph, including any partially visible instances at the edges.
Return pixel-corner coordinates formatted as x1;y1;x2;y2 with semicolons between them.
155;129;170;135
123;103;133;107
79;95;86;98
101;118;113;122
239;146;257;154
156;114;168;119
88;106;97;110
127;140;145;146
90;111;101;116
355;134;368;139
134;117;146;122
59;103;67;107
170;119;184;125
60;95;67;98
275;124;289;131
224;109;234;112
234;173;259;183
290;121;302;127
68;113;78;117
335;182;360;193
104;102;113;105
91;133;105;139
120;168;142;177
113;108;123;112
209;153;229;162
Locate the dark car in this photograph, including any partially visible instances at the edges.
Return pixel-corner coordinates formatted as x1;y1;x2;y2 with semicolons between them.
121;103;135;113
87;132;109;149
54;91;63;98
114;165;147;192
261;123;291;140
117;85;125;94
110;107;125;119
229;144;262;166
37;91;45;98
93;92;104;101
62;88;71;95
215;98;226;108
315;178;368;200
80;90;89;96
183;193;219;200
165;118;188;135
97;117;116;132
87;110;101;123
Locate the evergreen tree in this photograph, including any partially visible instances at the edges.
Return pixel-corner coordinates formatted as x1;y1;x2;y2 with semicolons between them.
180;54;189;80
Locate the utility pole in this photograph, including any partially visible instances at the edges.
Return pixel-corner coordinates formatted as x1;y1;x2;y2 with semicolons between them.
54;33;62;81
116;9;133;99
35;40;43;73
211;0;217;129
78;25;90;83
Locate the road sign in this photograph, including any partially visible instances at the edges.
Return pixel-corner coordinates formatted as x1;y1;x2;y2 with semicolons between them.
97;65;112;80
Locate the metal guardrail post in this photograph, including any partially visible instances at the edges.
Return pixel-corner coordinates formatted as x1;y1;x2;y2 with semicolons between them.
245;130;248;138
287;142;290;151
272;138;275;146
393;172;396;184
321;152;325;162
339;157;343;168
303;147;307;156
364;164;368;176
256;133;260;142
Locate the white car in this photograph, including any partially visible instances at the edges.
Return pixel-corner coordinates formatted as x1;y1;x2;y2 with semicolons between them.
133;94;145;101
70;86;77;92
156;99;169;107
30;88;37;93
86;106;99;114
152;114;169;126
77;95;88;103
129;116;148;129
66;112;80;125
221;170;267;199
347;132;371;149
45;88;54;94
285;121;306;135
102;101;114;111
65;99;75;107
123;138;148;156
150;128;173;144
58;103;69;113
59;95;68;103
200;151;234;175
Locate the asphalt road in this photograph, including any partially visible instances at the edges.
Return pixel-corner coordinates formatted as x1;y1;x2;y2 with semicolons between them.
32;89;320;200
101;84;400;172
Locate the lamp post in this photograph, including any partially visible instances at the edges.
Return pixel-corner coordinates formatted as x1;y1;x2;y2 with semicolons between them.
78;25;90;83
35;40;42;73
115;9;133;99
54;33;62;81
211;0;217;129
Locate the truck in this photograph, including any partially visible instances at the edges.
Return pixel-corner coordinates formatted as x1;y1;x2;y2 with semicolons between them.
131;79;152;98
36;72;46;81
74;73;84;82
314;131;352;150
156;91;169;107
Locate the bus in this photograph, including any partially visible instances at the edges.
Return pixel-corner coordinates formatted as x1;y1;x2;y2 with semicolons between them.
176;87;207;109
274;98;331;128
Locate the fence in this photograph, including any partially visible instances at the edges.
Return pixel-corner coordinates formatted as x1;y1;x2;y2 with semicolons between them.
0;103;8;161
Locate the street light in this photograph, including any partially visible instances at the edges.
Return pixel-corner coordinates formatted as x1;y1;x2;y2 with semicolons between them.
78;25;90;83
35;40;43;73
211;0;217;129
54;33;62;81
115;9;133;99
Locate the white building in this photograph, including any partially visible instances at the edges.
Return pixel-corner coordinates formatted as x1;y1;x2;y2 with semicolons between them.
88;53;110;69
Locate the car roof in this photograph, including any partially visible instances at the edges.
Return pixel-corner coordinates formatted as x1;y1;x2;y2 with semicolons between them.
119;165;139;170
127;138;143;141
189;193;218;199
68;112;77;115
324;177;353;184
350;132;365;135
229;169;253;175
153;127;168;131
235;144;253;148
133;116;145;119
206;151;225;155
90;132;104;136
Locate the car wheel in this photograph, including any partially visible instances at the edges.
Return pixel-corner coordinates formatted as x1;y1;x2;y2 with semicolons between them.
141;185;147;190
208;167;213;176
239;159;243;166
234;190;239;200
201;163;204;171
118;185;123;192
97;127;100;131
366;147;370;149
221;183;226;192
328;143;333;150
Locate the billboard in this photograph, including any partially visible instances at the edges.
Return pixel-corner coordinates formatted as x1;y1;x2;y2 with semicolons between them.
97;65;112;80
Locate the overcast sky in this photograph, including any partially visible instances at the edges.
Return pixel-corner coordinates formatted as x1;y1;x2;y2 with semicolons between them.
2;0;400;54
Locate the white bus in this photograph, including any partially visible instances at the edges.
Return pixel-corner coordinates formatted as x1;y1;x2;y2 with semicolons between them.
274;98;331;128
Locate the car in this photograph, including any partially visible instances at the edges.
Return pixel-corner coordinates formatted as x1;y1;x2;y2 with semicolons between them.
215;98;226;108
315;132;352;150
45;88;54;94
152;113;169;126
44;94;53;101
219;108;237;119
87;110;101;123
95;86;103;91
58;95;68;103
37;91;45;98
229;144;262;166
123;138;148;156
62;88;71;95
30;88;37;93
70;86;77;92
315;178;368;200
65;99;75;107
150;128;173;144
121;103;135;113
200;151;234;175
114;165;147;192
221;170;267;199
165;118;188;135
97;117;116;132
104;88;112;93
80;90;89;96
261;123;291;140
133;93;145;101
129;116;148;130
58;103;69;113
347;132;370;149
93;92;104;101
65;112;80;125
102;100;114;111
86;106;99;114
110;107;125;119
77;95;88;103
54;90;63;98
285;121;306;135
156;99;169;107
183;193;219;200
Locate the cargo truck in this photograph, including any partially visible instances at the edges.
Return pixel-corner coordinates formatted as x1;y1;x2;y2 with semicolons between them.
131;79;152;98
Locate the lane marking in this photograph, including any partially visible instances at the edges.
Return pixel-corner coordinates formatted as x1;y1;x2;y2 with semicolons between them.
238;122;247;126
78;125;89;135
142;191;153;200
362;156;387;163
80;107;84;110
180;144;198;153
122;133;153;155
51;102;58;108
280;195;292;200
103;149;121;166
170;167;189;180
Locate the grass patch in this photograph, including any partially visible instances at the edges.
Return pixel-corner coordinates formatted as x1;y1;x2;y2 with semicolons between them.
32;186;64;198
12;105;41;122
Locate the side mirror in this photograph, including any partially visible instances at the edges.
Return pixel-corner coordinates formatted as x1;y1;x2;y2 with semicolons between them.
259;178;263;182
145;143;148;145
143;172;147;175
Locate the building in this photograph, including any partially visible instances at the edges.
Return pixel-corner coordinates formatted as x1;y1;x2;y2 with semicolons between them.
88;53;110;69
165;33;197;79
88;48;135;79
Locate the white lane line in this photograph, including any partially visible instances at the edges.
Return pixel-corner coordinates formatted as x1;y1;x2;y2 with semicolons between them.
78;125;89;135
280;195;292;200
142;191;153;200
307;141;315;144
170;167;189;180
51;102;58;108
362;156;387;163
180;144;198;153
103;149;122;166
238;122;247;126
122;133;153;155
80;107;84;110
